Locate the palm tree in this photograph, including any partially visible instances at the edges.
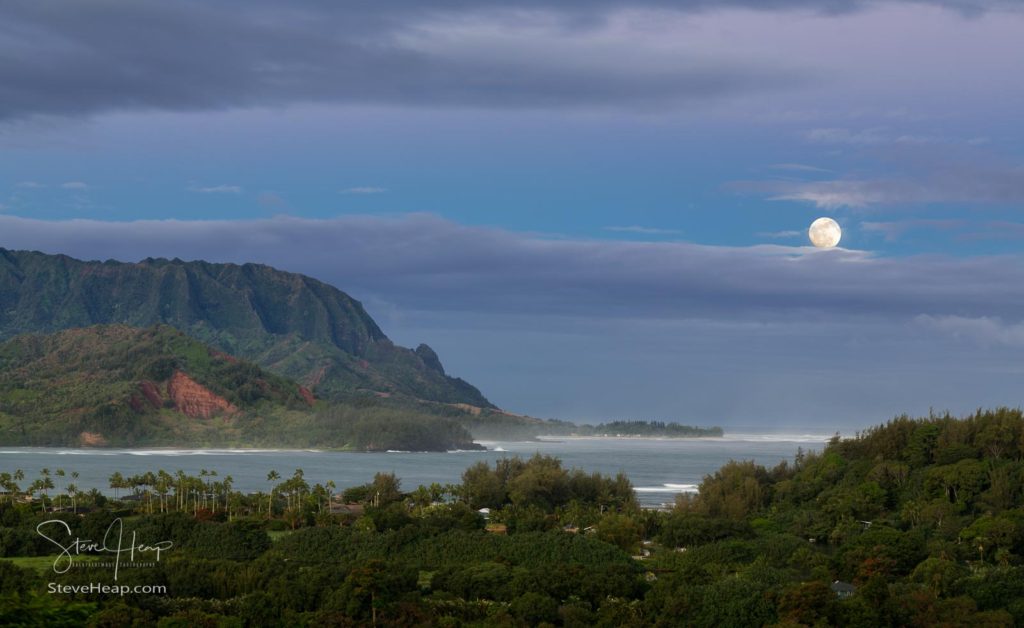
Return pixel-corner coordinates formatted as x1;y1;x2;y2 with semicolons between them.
222;475;234;518
109;472;124;500
288;469;307;511
67;483;79;513
0;473;14;504
28;479;44;512
142;471;157;514
156;470;172;513
39;469;52;507
208;470;218;512
326;480;336;513
175;470;187;511
42;476;55;510
54;469;66;511
199;469;209;511
13;470;24;502
267;470;280;520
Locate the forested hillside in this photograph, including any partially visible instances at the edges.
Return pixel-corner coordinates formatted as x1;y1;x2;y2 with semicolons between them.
0;324;480;451
2;409;1023;625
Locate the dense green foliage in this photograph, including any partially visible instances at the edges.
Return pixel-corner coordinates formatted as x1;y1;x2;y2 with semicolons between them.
5;409;1024;625
0;324;307;444
0;247;491;407
0;324;481;451
460;454;637;513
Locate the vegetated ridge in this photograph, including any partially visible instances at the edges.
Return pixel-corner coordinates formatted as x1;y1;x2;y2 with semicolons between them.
0;324;479;451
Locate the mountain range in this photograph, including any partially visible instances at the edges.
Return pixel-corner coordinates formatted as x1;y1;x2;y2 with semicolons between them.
0;247;491;408
0;323;481;450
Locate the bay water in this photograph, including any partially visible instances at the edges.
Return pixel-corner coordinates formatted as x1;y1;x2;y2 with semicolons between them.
0;434;829;508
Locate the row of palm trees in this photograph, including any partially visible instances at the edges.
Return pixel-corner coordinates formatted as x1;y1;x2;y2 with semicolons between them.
1;467;479;535
0;468;82;513
106;469;243;517
2;467;366;525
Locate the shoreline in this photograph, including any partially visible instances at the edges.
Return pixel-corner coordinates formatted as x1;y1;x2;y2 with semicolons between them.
535;433;833;443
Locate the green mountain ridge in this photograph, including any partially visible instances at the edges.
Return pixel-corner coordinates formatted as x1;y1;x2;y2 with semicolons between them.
0;324;482;450
0;324;311;446
0;248;492;408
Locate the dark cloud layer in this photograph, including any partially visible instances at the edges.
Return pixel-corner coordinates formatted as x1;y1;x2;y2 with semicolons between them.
0;0;1013;120
1;213;1020;326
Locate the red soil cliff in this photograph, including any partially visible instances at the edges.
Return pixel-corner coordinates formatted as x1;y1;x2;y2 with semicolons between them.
166;371;238;419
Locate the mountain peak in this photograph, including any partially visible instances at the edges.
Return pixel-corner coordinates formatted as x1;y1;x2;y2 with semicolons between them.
415;343;446;374
0;247;493;408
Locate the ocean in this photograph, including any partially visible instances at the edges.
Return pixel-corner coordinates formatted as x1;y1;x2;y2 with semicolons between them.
0;434;830;508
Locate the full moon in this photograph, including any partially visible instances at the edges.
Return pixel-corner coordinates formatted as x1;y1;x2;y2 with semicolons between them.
808;217;842;248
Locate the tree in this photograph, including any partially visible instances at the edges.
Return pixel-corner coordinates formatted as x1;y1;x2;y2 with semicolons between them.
510;592;559;625
596;512;644;553
508;455;569;511
109;472;124;500
461;461;505;509
266;470;280;519
697;460;770;519
66;483;79;514
340;560;417;626
369;472;402;508
54;469;65;511
777;581;836;626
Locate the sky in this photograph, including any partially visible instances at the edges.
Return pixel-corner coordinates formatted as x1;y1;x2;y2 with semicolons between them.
1;0;1023;431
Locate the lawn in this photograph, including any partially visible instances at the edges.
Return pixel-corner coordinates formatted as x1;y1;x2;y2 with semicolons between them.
1;554;107;575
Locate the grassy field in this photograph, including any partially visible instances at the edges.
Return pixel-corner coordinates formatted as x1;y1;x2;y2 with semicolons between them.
1;554;107;575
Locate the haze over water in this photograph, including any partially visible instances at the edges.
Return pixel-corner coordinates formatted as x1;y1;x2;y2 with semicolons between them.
0;435;829;508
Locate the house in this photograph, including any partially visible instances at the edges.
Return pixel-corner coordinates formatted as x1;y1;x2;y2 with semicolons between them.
831;580;856;599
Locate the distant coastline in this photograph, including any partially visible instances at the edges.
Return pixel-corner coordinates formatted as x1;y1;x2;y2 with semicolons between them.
540;434;723;441
554;420;724;439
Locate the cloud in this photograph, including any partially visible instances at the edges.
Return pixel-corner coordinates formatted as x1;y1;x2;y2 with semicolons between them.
257;192;288;209
860;219;965;241
341;187;387;195
762;168;1024;209
189;185;242;194
15;181;44;189
0;213;1020;327
758;230;803;238
604;225;682;235
3;0;1015;121
916;315;1024;348
741;141;1024;209
804;127;950;146
955;221;1024;242
764;180;889;209
767;163;831;173
805;127;890;145
0;2;806;120
60;181;88;190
